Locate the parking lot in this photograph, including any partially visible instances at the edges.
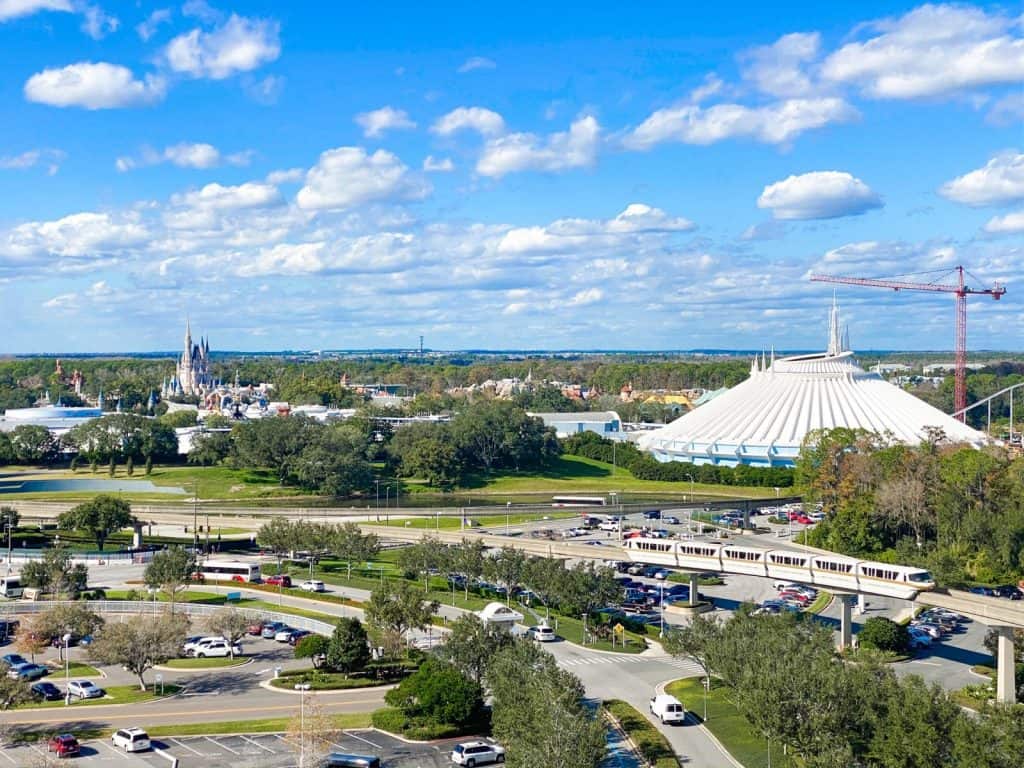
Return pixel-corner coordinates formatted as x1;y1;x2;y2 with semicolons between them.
1;730;459;767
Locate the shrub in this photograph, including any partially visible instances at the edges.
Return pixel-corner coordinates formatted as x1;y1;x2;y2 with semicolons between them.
384;657;483;728
370;707;407;734
294;634;328;663
857;617;909;653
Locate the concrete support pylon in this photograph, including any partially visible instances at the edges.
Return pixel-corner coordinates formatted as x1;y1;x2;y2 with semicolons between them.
995;626;1017;705
689;573;699;607
839;595;852;651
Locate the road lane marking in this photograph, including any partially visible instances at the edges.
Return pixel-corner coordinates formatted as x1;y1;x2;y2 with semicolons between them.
169;738;206;757
208;737;238;755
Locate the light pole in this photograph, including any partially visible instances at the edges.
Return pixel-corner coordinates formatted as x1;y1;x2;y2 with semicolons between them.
505;502;511;536
63;633;71;706
385;486;390;526
703;676;709;722
295;682;311;767
659;581;665;637
4;521;12;572
374;479;380;522
192;480;199;555
685;474;694;503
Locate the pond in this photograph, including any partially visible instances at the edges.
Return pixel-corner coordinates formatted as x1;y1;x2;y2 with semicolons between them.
0;479;186;494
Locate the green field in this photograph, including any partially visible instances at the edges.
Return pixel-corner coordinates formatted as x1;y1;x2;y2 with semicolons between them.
43;662;102;677
16;684;181;710
143;712;373;738
162;656;250;669
104;589;339;623
665;678;793;768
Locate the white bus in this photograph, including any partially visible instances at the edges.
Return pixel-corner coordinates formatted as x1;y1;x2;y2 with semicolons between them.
551;495;607;508
0;576;23;598
194;560;262;583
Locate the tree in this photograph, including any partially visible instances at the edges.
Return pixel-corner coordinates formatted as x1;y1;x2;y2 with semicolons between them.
57;495;136;551
857;617;909;654
258;516;301;566
188;430;233;466
866;675;961;767
283;692;337;767
555;562;623;637
951;703;1024;768
484;546;528;606
144;546;195;612
0;675;32;745
326;617;371;676
294;634;329;668
27;604;104;661
15;625;49;662
523;556;565;617
20;547;88;597
439;614;514;685
89;611;189;690
662;612;721;681
489;639;604;768
365;580;438;654
384;657;483;727
0;505;19;530
204;608;252;658
330;522;379;579
451;539;487;601
9;424;58;464
397;537;448;592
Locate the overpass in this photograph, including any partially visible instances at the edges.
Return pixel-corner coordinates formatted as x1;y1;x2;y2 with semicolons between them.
366;525;1024;704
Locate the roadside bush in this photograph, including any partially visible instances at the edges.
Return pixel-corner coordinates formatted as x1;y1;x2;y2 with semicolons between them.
293;634;328;665
370;707;407;734
384;658;484;729
857;617;909;653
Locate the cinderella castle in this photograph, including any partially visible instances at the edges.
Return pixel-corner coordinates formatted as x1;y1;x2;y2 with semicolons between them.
163;320;214;397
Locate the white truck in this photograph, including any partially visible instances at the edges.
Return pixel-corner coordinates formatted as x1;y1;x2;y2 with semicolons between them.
649;694;687;724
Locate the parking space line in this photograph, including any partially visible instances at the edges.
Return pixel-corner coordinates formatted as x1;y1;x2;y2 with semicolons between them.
239;735;276;753
208;737;239;755
0;749;17;765
344;731;382;749
169;738;206;757
101;741;132;760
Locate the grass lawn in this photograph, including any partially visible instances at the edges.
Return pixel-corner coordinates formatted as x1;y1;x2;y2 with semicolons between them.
604;699;679;768
43;661;102;677
162;656;250;669
367;511;576;530
269;672;393;691
804;590;832;615
665;678;794;768
145;712;373;738
104;589;339;624
17;684;182;710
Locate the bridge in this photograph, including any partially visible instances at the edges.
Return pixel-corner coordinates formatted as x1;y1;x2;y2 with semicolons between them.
366;525;1024;704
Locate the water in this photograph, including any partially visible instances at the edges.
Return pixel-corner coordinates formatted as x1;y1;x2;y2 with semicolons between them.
0;479;186;494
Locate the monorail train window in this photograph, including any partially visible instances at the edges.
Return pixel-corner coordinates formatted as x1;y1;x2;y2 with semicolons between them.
770;554;807;566
907;571;933;583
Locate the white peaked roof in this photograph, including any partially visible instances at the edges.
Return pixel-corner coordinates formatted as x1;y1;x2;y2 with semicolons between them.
638;303;988;467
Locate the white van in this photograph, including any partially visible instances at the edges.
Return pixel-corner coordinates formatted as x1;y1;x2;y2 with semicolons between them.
111;728;150;753
0;576;23;599
649;694;686;724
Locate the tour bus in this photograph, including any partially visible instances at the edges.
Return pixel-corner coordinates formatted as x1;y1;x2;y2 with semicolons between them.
551;495;607;508
0;576;23;599
193;560;262;583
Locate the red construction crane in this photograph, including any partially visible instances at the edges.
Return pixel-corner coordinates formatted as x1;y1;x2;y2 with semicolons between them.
809;266;1006;421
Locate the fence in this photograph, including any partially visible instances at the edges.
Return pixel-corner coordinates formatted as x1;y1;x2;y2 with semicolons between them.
0;600;336;637
3;550;157;565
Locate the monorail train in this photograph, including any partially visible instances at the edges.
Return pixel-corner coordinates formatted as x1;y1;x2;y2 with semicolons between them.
623;537;935;599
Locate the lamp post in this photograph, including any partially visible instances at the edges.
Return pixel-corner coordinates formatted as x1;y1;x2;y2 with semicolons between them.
295;682;311;767
703;676;709;723
659;581;665;637
374;479;380;522
4;521;12;572
63;633;72;706
685;474;694;503
384;486;390;526
505;502;511;536
192;480;199;555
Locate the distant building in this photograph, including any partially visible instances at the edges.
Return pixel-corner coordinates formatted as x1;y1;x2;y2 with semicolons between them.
528;411;623;439
475;601;523;632
166;320;213;396
0;405;103;437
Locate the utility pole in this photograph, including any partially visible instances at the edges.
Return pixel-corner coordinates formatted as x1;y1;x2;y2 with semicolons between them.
192;480;199;555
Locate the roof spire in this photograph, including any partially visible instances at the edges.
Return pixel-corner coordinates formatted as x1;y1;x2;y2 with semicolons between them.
827;294;842;357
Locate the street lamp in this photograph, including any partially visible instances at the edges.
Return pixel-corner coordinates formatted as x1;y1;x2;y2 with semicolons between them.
4;521;12;572
63;633;72;706
374;479;380;522
505;502;511;536
703;676;710;723
685;474;695;503
294;682;311;767
659;581;665;637
192;480;199;555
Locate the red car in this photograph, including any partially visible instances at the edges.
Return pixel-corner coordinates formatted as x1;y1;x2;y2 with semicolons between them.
265;574;292;588
793;515;814;525
48;734;80;758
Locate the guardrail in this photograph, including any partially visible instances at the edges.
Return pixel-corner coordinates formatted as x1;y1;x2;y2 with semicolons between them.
0;600;336;636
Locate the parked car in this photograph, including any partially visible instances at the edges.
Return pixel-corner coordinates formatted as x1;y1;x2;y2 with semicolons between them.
47;734;81;758
111;727;151;753
662;516;681;525
450;740;506;766
247;621;267;636
528;623;556;642
909;622;942;640
31;681;63;701
183;636;226;655
969;586;997;597
300;580;326;593
0;653;28;668
908;629;933;649
652;569;670;580
322;754;381;768
7;663;49;681
261;622;289;639
626;564;646;576
287;629;312;646
67;680;105;699
642;510;662;520
275;627;297;642
192;640;242;658
598;520;620;532
265;574;292;588
649;694;687;724
994;585;1023;600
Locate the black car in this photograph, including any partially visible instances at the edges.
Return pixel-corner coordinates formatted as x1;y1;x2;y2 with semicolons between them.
642;510;662;520
994;585;1023;600
31;681;63;701
969;586;997;597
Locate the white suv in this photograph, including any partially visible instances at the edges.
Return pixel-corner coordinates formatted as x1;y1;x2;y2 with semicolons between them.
191;639;242;658
300;580;326;592
111;728;150;753
450;740;505;766
183;636;225;655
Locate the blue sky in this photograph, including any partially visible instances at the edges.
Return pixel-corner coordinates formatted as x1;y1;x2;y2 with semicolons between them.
0;0;1021;353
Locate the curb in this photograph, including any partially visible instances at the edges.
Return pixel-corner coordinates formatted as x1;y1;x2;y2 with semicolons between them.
154;657;254;672
258;679;398;695
44;663;108;680
655;677;744;768
601;709;653;767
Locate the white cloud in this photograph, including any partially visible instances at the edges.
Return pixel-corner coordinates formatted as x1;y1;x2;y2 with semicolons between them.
296;147;430;211
266;167;304;184
24;62;165;109
624;97;856;149
740;32;821;97
569;287;603;306
821;4;1024;99
431;107;506;137
355;106;416;138
164;142;222;169
81;4;117;39
458;56;496;73
476;115;600;178
689;74;724;103
423;155;454;172
987;93;1024;126
939;152;1024;206
182;0;219;23
984;210;1024;234
243;74;284;105
757;171;883;220
116;142;253;171
165;13;280;79
0;148;65;174
136;8;171;41
5;212;148;260
0;0;69;21
172;181;281;212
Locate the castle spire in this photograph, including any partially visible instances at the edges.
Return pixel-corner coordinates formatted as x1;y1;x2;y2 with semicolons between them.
827;293;842;357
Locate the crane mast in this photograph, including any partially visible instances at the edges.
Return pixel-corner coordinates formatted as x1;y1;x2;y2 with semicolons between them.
809;266;1006;422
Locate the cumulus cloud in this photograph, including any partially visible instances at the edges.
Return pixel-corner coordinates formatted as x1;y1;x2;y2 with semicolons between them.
689;74;724;103
165;13;280;79
0;0;70;21
0;148;65;174
423;156;454;172
355;107;416;138
80;4;117;39
623;98;856;149
24;62;166;109
821;4;1024;99
939;152;1024;206
476;115;600;178
4;212;148;261
458;56;496;73
757;171;883;220
740;32;822;97
115;142;253;172
296;147;430;211
569;287;603;306
266;167;304;184
136;8;171;40
431;107;506;137
171;181;281;212
984;210;1024;234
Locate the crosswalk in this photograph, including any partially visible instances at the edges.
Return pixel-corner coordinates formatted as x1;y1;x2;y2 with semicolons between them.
556;653;705;676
